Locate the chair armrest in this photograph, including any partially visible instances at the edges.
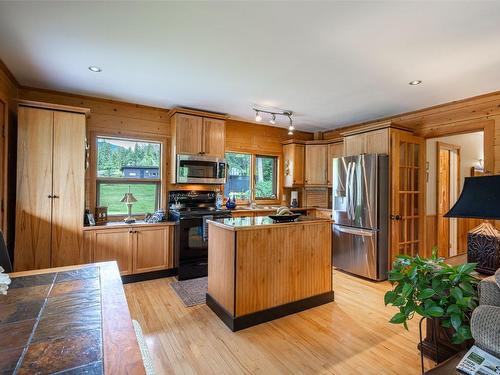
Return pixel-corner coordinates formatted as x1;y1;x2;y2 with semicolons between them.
471;305;500;358
478;276;500;306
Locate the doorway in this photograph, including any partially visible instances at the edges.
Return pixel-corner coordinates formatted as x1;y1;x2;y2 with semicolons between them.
436;142;460;257
425;131;484;257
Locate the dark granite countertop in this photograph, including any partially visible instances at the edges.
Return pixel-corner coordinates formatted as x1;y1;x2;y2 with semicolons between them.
208;215;332;231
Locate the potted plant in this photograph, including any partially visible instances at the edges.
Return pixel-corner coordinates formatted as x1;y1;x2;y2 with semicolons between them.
384;249;479;345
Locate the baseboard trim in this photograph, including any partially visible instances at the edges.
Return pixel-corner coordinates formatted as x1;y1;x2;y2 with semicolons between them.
121;268;178;284
206;291;335;332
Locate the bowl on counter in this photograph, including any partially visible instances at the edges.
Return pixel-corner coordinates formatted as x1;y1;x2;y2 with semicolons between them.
268;214;301;222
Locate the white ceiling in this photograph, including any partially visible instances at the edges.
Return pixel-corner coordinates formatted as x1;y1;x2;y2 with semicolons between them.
1;1;500;132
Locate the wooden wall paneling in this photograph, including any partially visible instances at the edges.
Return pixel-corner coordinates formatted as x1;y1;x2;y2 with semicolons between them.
207;224;235;315
0;60;18;249
14;107;54;271
18;87;171;136
235;222;331;316
425;215;437;257
51;111;86;267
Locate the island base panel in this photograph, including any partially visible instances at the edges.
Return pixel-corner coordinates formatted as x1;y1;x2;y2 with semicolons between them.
206;291;335;331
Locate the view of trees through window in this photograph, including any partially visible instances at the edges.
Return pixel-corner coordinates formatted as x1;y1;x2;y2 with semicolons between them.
97;137;161;215
224;152;277;200
225;152;251;200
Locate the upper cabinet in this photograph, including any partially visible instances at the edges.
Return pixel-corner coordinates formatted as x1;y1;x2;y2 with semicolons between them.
171;112;226;157
170;109;227;183
283;142;305;187
203;117;225;157
343;128;390;156
305;144;328;185
327;141;344;186
173;114;204;155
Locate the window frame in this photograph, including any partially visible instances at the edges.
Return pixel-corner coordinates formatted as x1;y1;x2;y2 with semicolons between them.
91;132;167;219
225;150;280;204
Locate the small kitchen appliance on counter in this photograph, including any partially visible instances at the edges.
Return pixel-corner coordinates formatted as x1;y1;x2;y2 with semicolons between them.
168;190;232;280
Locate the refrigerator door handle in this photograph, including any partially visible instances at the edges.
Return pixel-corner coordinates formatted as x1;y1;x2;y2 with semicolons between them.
349;161;356;221
345;161;352;220
336;226;374;237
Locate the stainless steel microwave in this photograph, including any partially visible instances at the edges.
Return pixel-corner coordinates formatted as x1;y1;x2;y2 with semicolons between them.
176;154;227;184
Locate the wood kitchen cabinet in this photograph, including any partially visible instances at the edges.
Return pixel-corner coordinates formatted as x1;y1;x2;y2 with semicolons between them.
84;223;174;276
327;141;344;186
14;102;89;271
343;128;390;156
305;144;328;185
171;111;226;157
283;142;305;187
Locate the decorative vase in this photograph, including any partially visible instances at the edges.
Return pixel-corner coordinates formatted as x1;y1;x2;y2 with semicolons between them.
226;197;237;209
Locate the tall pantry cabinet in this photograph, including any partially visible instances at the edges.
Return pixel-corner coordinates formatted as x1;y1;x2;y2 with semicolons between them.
14;101;89;271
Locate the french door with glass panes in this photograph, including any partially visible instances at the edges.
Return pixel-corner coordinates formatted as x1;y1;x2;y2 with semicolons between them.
390;130;425;262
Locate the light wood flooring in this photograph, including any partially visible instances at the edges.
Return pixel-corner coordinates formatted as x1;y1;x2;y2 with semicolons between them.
125;269;432;375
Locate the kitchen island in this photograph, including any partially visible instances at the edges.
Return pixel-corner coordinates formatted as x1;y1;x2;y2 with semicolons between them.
207;216;334;331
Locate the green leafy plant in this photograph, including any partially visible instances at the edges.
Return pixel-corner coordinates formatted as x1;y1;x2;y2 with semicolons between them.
384;248;479;344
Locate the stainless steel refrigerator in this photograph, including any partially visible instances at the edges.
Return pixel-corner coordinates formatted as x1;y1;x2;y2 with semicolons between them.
332;154;388;280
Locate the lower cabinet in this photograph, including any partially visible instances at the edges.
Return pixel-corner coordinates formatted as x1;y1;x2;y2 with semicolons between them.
84;224;174;275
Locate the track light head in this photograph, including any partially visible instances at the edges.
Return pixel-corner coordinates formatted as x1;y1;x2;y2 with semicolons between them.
270;114;276;125
255;111;262;122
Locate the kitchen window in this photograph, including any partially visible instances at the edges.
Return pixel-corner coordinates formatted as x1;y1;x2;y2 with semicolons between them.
224;152;279;202
96;136;161;215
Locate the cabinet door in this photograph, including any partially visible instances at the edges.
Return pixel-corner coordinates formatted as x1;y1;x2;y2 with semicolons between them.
283;144;305;187
93;228;133;275
14;107;54;271
51;111;86;267
305;145;328;185
344;134;366;156
364;129;389;154
327;142;344;186
203;118;225;157
175;114;203;154
133;226;172;273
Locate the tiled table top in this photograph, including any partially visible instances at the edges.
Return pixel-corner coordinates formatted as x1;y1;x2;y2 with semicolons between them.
0;267;103;374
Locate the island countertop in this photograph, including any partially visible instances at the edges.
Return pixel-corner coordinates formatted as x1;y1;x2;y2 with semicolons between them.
208;215;332;231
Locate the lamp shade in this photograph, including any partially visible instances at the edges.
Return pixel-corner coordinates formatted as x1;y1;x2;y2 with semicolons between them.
444;175;500;220
120;192;137;203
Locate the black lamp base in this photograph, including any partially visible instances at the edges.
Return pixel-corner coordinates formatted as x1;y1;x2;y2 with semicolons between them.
467;222;500;275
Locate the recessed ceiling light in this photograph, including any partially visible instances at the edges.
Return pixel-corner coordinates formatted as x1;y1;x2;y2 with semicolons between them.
88;66;102;73
409;80;422;86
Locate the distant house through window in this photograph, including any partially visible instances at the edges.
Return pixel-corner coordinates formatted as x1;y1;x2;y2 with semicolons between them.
96;136;161;215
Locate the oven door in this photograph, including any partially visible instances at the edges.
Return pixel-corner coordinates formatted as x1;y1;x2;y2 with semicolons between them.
177;217;209;280
176;155;226;184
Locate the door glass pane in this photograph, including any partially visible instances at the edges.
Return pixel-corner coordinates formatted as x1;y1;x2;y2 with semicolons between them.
400;142;407;166
225;152;251;200
413;144;420;167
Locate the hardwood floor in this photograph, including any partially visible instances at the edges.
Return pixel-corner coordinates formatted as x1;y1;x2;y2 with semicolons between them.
125;269;432;374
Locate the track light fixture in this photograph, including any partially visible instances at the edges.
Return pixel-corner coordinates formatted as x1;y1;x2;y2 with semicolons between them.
252;108;295;135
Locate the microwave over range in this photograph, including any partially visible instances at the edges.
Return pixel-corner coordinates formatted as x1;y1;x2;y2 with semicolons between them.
176;154;227;184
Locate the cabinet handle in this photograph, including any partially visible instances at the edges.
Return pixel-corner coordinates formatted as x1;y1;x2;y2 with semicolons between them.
53;195;60;199
48;195;53;198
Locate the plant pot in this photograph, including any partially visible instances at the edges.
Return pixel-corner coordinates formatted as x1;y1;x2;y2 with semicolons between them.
418;317;474;363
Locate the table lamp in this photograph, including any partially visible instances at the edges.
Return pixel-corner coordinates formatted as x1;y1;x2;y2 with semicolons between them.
120;186;138;224
444;175;500;274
